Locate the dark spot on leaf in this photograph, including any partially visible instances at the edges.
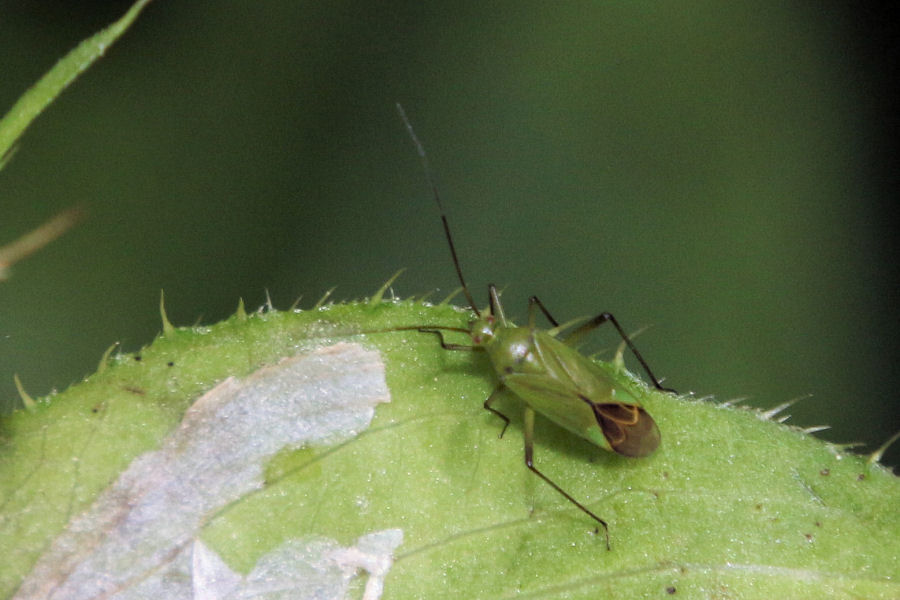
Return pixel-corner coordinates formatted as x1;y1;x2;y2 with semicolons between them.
804;533;813;541
755;503;763;510
123;385;146;395
857;473;866;481
815;521;822;527
134;355;142;361
819;468;830;476
167;361;174;367
666;586;677;594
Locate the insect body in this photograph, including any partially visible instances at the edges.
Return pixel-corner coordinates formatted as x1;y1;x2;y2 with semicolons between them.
397;104;673;548
477;301;661;458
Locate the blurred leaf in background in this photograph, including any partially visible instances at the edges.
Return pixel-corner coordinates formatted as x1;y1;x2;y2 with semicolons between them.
0;1;896;466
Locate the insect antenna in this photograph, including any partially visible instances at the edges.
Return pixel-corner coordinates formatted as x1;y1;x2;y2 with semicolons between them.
396;103;480;317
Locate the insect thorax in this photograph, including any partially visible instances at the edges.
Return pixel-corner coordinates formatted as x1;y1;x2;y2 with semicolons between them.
482;326;544;376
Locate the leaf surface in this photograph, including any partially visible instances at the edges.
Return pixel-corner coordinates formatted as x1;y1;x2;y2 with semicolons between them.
1;301;897;599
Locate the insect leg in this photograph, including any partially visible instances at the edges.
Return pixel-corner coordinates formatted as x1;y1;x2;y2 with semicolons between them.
523;407;611;549
528;295;560;328
484;386;511;437
419;327;513;436
418;328;477;351
562;311;676;393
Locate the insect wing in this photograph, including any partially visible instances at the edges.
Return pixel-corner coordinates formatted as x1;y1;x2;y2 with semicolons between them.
531;331;619;400
517;333;661;457
502;372;615;453
505;372;661;457
593;402;660;458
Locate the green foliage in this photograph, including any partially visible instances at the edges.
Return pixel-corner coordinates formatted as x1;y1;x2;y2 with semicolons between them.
0;0;151;167
0;3;896;597
1;300;897;599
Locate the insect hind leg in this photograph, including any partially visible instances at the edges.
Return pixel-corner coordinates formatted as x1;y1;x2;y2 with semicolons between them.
523;407;611;549
565;311;675;393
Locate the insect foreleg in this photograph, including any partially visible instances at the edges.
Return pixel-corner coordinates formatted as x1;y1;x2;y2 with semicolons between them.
527;295;561;328
417;328;477;351
483;386;511;437
564;312;676;393
522;407;612;549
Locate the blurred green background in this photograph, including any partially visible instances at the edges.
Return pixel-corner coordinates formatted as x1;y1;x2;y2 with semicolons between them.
1;2;897;466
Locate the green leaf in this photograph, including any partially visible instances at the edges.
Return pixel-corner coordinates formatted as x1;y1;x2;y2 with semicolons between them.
1;300;898;599
0;0;152;168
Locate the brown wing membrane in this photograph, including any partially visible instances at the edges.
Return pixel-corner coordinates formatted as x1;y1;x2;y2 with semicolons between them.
592;402;661;458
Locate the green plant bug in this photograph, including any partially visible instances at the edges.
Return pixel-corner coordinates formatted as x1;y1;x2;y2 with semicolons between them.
396;104;676;549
